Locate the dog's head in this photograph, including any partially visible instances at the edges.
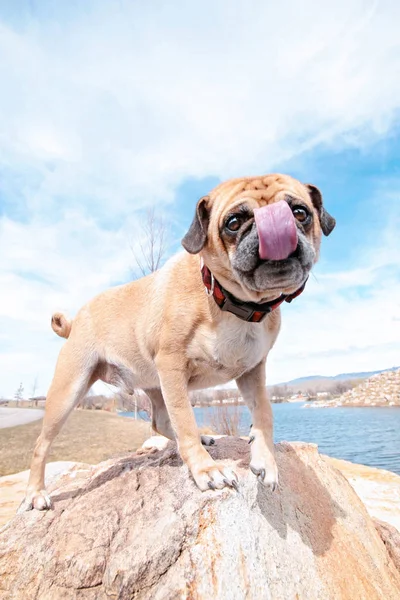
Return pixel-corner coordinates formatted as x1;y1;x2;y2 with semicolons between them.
182;174;335;302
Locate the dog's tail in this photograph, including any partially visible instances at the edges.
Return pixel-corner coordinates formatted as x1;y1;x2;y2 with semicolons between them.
51;312;72;339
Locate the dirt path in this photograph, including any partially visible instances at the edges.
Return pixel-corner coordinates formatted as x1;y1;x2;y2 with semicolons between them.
0;408;44;429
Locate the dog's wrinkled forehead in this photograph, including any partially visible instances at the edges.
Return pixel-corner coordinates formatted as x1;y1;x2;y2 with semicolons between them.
209;174;311;222
181;172;335;256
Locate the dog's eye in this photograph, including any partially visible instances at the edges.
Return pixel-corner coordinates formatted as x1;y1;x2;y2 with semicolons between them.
225;215;242;232
292;206;310;224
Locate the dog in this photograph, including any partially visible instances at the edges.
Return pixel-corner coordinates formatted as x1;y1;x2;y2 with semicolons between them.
19;173;335;511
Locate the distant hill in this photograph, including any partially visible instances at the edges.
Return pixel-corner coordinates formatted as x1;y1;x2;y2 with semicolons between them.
272;367;399;394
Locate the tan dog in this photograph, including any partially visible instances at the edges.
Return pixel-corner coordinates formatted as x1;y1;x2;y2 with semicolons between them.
19;173;335;511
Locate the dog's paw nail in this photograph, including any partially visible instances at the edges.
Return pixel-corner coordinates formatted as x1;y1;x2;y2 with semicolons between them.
223;478;232;488
209;437;215;445
248;436;255;445
208;481;216;490
250;465;278;490
231;479;239;491
250;465;266;482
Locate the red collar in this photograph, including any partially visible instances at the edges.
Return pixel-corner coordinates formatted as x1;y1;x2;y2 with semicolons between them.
201;263;307;323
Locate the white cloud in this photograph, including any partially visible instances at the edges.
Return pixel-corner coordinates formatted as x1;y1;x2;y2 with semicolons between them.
1;1;400;396
1;1;400;215
0;213;137;397
268;209;400;383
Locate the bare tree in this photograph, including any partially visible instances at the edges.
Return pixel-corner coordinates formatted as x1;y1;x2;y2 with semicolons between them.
332;380;354;396
31;376;38;406
131;207;167;277
206;403;242;436
14;382;24;406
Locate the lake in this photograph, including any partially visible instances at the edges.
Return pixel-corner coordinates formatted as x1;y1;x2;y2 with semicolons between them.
121;402;400;475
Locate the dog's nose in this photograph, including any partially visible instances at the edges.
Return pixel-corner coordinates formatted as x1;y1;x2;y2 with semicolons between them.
254;201;298;261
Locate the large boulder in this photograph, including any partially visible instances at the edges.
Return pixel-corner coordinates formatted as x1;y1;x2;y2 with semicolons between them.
0;462;89;528
1;439;399;599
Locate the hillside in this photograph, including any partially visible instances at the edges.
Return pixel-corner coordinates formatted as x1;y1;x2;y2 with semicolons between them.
274;366;399;394
307;368;400;408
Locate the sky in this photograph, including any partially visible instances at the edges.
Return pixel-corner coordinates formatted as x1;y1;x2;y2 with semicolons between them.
0;0;400;398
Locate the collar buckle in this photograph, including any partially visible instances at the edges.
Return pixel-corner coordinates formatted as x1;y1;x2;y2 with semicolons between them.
220;296;270;322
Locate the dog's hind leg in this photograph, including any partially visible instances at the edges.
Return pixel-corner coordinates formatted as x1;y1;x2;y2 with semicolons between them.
18;341;97;512
146;388;176;440
146;388;214;446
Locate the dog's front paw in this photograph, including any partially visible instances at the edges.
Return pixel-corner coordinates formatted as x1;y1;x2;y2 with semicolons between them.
189;457;239;492
249;432;279;491
17;490;52;513
250;462;278;491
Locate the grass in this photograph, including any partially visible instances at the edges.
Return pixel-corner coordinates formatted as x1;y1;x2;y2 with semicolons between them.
0;410;152;476
205;403;243;436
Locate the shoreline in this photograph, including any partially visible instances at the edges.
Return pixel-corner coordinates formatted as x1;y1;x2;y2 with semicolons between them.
304;401;400;409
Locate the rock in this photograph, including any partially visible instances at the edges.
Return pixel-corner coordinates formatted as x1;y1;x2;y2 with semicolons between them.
326;456;400;532
1;439;400;599
374;519;400;573
0;462;91;528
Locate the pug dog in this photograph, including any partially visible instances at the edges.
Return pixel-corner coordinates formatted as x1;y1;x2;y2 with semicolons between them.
20;173;335;511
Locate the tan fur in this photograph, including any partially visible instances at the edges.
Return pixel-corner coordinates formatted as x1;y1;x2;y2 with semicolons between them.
20;173;325;511
51;312;72;339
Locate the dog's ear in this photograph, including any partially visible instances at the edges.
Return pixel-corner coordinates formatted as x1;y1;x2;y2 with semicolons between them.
181;196;210;254
306;184;336;236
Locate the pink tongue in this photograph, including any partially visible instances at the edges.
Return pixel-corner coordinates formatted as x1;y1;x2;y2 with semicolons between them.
254;201;298;261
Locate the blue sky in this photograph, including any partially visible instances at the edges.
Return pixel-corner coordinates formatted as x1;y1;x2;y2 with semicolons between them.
0;1;399;397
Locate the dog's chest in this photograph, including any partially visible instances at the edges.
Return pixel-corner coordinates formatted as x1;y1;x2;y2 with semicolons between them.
215;318;272;371
191;317;273;382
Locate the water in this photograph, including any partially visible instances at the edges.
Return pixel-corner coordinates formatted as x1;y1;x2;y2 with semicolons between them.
193;403;400;475
121;403;400;475
121;410;150;421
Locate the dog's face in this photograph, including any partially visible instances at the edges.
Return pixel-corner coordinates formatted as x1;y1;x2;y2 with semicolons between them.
182;174;335;301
